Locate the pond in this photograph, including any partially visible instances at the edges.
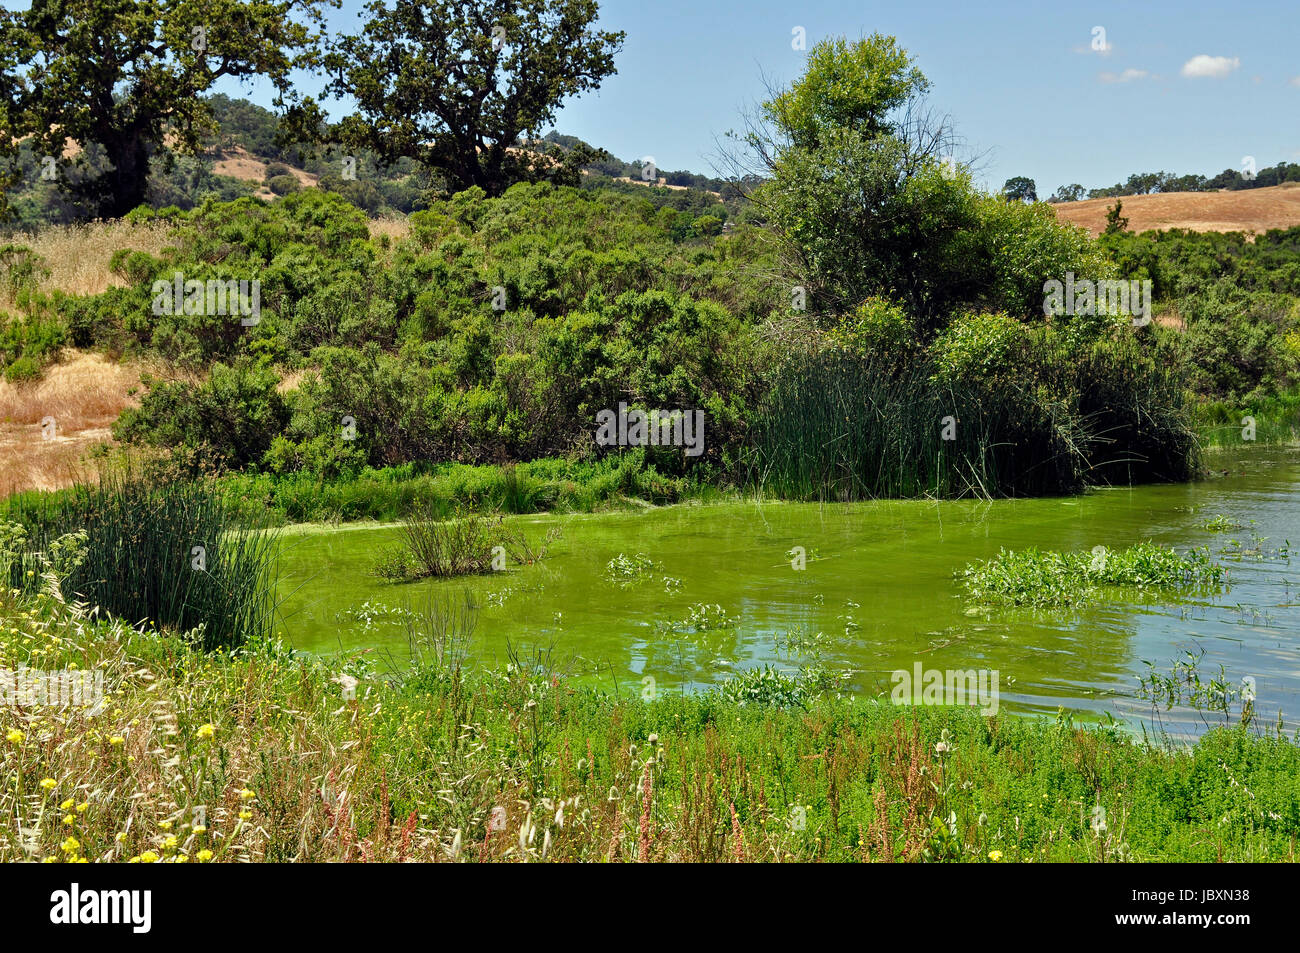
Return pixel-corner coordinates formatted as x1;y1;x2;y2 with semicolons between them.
276;446;1300;735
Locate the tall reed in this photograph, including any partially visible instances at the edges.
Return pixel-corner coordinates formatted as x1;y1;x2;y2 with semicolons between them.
1;469;278;650
747;329;1196;500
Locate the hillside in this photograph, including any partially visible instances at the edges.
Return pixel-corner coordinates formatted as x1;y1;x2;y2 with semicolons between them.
1052;182;1300;236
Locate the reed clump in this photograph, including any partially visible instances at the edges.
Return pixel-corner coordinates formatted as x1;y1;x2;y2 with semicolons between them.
0;468;277;650
748;316;1198;500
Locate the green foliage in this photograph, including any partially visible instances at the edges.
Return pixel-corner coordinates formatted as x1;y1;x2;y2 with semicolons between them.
1;472;278;651
267;174;301;196
0;0;329;218
114;359;290;470
0;311;66;381
372;511;505;580
303;0;625;198
750;315;1195;500
763;34;930;147
714;664;847;708
754;35;1108;327
961;542;1224;608
1002;176;1037;202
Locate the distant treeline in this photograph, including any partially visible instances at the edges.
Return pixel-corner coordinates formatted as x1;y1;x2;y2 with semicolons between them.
1;93;743;229
1048;161;1300;203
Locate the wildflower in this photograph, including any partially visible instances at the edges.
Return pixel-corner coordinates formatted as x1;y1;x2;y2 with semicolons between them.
238;810;252;821
196;723;215;740
158;820;172;831
237;788;255;800
60;798;74;811
109;736;124;746
989;850;1003;862
60;836;79;853
115;832;127;843
162;835;178;850
39;778;57;791
76;802;88;813
5;728;22;744
192;825;207;835
62;815;75;826
934;741;950;754
139;851;159;863
196;849;213;862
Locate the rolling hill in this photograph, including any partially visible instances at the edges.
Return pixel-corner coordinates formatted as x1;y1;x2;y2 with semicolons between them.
1052;182;1300;237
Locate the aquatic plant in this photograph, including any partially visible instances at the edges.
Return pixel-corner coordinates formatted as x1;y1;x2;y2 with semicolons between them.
960;542;1224;608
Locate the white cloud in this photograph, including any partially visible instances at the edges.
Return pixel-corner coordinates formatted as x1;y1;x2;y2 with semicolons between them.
1100;68;1149;83
1180;55;1240;79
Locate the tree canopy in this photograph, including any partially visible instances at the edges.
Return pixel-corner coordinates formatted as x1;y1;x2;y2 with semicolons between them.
299;0;625;197
0;0;330;219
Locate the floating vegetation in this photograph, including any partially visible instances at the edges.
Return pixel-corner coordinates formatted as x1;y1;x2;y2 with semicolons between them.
960;542;1225;608
656;603;740;633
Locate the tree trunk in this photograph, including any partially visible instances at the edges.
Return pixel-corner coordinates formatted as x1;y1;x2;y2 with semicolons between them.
100;132;152;219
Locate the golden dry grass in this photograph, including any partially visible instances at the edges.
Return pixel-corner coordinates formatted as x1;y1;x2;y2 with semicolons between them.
368;216;411;244
211;145;320;201
0;351;144;495
1052;182;1300;237
0;219;176;309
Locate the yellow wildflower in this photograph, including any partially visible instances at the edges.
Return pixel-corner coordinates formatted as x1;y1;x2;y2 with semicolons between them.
39;778;56;791
989;850;1004;862
5;728;22;744
196;723;215;740
197;849;213;862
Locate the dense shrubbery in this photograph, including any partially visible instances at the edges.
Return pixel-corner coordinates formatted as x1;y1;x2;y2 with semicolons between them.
10;148;1194;503
4;35;1233;506
92;183;778;480
1100;226;1300;404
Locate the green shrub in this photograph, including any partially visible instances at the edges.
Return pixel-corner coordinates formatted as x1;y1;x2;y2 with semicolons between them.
268;174;301;196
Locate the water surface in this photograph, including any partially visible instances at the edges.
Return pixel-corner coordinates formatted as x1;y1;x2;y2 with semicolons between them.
277;447;1300;734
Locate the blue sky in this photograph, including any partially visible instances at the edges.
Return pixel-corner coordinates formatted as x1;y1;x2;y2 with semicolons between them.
545;0;1300;193
24;0;1300;195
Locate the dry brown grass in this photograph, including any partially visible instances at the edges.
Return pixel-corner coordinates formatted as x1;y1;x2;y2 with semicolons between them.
0;219;176;309
211;145;320;201
1052;182;1300;237
368;216;411;245
0;351;144;495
